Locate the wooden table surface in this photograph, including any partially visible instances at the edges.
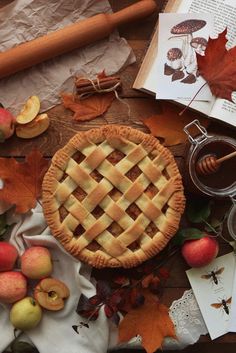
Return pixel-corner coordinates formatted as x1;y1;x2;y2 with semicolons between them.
1;1;236;352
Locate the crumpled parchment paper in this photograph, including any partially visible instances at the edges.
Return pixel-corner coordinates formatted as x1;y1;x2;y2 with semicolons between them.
0;0;135;115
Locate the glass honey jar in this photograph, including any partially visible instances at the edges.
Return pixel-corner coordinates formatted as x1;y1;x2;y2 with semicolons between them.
184;119;236;240
183;119;236;199
227;199;236;240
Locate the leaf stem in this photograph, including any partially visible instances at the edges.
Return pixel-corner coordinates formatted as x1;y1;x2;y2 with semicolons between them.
202;219;218;235
179;82;208;116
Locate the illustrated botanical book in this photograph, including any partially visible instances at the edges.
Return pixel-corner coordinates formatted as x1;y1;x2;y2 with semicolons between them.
133;0;236;127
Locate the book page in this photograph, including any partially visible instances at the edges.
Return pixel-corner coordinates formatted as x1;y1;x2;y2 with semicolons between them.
175;0;236;126
134;0;236;126
155;13;213;101
209;98;236;126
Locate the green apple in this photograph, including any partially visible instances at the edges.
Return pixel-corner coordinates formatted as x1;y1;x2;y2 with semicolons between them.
10;296;42;331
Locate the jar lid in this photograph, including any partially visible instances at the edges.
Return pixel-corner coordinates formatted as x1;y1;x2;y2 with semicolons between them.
227;204;236;240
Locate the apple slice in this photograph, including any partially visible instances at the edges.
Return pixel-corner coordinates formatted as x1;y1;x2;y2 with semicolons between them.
34;278;70;311
16;96;40;124
16;113;49;138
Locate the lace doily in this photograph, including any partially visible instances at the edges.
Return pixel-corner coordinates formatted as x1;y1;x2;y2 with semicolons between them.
163;289;208;350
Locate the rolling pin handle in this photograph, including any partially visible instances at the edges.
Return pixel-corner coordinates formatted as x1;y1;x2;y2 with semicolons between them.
0;0;157;79
110;0;157;27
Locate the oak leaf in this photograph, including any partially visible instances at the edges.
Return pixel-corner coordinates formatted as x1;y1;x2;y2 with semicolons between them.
197;28;236;101
61;92;115;121
118;291;176;353
142;102;209;146
0;149;49;213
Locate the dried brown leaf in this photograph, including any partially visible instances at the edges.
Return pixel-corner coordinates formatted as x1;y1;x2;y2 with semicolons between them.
142;102;209;146
61;92;115;121
0;150;49;213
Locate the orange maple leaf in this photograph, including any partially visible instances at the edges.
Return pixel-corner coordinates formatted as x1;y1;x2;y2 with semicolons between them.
118;291;176;353
142;102;209;146
61;92;115;121
197;28;236;101
0;149;49;213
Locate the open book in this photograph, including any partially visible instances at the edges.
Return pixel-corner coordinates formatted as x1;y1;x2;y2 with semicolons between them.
133;0;236;128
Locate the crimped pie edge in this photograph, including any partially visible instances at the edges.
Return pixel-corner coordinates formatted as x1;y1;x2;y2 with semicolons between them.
42;125;185;268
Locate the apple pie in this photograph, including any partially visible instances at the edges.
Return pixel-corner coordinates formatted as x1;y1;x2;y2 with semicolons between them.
42;125;185;268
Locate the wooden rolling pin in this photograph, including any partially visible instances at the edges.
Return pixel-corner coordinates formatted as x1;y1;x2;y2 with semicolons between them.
0;0;157;79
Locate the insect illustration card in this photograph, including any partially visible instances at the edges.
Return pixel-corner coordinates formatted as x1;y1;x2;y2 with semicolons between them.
228;256;236;332
155;13;213;101
186;252;235;340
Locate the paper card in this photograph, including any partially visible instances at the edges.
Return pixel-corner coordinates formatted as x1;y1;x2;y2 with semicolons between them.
186;252;235;340
155;13;213;101
228;249;236;332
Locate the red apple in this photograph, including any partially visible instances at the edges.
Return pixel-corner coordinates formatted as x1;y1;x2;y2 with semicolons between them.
181;236;219;268
21;246;53;279
0;242;18;271
0;271;27;303
0;107;15;142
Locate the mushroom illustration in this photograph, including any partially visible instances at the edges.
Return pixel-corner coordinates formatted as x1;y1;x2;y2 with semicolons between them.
166;47;184;70
190;37;208;55
169;19;206;72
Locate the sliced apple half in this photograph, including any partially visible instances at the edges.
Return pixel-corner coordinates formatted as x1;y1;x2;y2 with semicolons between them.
16;113;49;138
16;96;40;124
34;278;70;311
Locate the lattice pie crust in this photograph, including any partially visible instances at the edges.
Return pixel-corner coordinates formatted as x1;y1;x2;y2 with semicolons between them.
42;126;185;268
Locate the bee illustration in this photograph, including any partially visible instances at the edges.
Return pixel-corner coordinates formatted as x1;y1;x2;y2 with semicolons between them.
201;267;224;285
211;297;232;315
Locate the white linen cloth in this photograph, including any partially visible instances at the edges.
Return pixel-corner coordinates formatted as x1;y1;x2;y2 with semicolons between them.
0;202;112;353
0;199;209;352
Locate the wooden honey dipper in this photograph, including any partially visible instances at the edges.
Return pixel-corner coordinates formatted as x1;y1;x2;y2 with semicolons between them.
196;150;236;176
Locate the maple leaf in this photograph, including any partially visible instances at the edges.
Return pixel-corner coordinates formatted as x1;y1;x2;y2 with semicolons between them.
142;102;209;146
197;28;236;101
61;92;115;121
0;149;49;214
118;291;176;353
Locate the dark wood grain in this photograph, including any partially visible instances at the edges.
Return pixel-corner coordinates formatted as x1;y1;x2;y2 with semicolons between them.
1;1;236;351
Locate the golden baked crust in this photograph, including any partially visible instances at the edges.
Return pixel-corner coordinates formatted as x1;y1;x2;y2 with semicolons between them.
42;125;185;268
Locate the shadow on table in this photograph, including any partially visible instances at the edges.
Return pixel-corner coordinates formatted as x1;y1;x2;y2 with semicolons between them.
109;343;236;353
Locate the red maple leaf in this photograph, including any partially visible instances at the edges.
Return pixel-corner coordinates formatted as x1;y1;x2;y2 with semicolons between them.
197;28;236;101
